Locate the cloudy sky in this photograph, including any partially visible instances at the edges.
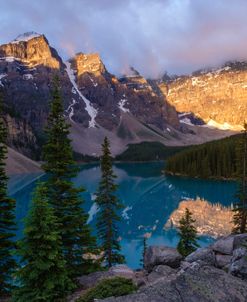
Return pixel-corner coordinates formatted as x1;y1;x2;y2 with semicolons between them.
1;0;247;78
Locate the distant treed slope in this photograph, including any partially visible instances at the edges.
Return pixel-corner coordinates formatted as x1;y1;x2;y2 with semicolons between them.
165;134;241;179
116;141;187;161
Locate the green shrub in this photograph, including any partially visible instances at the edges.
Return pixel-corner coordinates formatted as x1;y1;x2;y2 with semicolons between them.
77;277;137;302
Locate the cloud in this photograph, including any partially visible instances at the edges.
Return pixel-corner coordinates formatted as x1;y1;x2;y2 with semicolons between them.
1;0;247;78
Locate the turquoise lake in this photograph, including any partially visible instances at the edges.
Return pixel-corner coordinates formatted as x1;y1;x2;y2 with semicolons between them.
9;162;237;269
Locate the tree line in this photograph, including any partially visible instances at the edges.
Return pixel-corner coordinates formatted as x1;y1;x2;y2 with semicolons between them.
0;78;124;301
165;134;242;179
176;124;247;255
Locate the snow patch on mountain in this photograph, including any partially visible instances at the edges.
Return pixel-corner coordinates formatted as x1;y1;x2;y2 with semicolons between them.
180;117;194;126
11;32;41;44
66;99;78;122
0;57;16;62
87;202;99;224
88;75;98;87
179;112;194;125
122;206;132;220
178;112;192;118
65;61;98;128
203;119;243;130
23;74;33;80
118;97;129;112
0;74;7;86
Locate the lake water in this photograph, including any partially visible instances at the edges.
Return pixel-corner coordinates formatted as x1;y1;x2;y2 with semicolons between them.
9;162;237;269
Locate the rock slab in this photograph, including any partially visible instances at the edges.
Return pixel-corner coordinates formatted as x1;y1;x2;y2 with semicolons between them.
144;246;182;272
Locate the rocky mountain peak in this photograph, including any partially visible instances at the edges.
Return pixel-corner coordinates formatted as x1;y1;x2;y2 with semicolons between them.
0;33;62;69
71;52;106;77
119;67;152;92
11;32;42;43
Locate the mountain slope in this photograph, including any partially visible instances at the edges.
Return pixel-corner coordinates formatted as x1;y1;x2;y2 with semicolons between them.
159;62;247;129
0;33;184;159
6;147;41;175
0;32;239;161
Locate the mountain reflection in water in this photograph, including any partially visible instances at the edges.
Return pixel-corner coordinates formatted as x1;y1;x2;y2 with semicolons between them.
9;162;237;268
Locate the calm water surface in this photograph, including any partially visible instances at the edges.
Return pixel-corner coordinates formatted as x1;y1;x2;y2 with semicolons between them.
9;162;237;268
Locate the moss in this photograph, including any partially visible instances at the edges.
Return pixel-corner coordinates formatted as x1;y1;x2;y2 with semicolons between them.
77;277;137;302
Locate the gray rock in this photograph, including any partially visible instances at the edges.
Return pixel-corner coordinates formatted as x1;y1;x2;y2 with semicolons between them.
147;265;176;283
100;264;247;302
185;247;215;265
77;270;113;289
144;246;182;272
215;254;232;269
134;270;148;287
229;247;247;279
180;261;191;271
212;235;234;255
233;233;247;250
109;265;135;280
77;265;135;289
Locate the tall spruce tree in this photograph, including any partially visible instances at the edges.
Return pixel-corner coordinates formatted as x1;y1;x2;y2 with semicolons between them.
13;184;74;302
232;123;247;233
140;236;147;269
95;137;125;268
42;77;96;277
177;208;199;257
0;92;16;295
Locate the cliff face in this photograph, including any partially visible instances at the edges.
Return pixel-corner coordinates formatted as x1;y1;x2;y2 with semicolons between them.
69;53;180;131
1;32;242;160
0;33;182;159
160;62;247;129
0;33;62;69
5;115;38;158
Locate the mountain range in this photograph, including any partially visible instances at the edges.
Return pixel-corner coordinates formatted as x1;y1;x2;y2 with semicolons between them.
0;32;244;170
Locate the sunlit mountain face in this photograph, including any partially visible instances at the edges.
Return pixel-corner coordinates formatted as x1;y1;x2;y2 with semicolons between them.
1;31;244;169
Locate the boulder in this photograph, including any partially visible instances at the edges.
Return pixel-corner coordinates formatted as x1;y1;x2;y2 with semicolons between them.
144;246;182;272
77;270;113;289
100;264;247;302
180;261;191;271
147;265;176;283
185;247;215;265
77;265;136;289
212;235;234;255
215;254;232;269
134;270;148;287
229;247;247;279
233;233;247;250
109;265;135;280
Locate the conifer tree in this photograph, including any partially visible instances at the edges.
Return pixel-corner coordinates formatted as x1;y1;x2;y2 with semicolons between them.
232;123;247;233
42;77;96;277
13;184;75;302
95;137;125;268
140;236;147;269
0;92;16;295
177;208;199;257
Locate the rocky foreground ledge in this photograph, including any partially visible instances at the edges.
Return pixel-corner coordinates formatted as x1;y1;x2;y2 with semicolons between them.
72;234;247;302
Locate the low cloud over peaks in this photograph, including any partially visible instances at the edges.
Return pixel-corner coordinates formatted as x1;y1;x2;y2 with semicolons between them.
1;0;247;78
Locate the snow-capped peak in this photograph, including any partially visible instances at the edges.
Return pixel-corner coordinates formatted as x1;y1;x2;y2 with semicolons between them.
11;32;42;44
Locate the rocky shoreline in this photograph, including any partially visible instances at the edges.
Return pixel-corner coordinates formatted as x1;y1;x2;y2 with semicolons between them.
71;233;247;302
